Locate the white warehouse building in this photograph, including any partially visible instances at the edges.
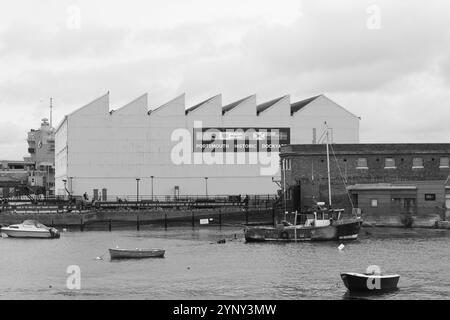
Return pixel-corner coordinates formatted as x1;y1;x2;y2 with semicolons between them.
55;92;359;199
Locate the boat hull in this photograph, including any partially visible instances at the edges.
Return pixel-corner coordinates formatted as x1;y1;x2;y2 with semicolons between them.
1;228;59;239
341;273;400;292
245;219;362;242
109;248;165;259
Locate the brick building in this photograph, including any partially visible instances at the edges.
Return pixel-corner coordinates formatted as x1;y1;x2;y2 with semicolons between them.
280;143;450;226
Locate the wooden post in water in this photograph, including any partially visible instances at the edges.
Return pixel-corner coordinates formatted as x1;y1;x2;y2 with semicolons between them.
272;206;275;227
164;213;167;229
191;210;194;228
294;211;298;242
137;215;140;231
80;218;84;232
245;208;249;225
108;219;112;231
219;210;222;227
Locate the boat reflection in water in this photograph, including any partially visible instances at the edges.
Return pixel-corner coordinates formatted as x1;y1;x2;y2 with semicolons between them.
245;203;362;242
0;220;60;239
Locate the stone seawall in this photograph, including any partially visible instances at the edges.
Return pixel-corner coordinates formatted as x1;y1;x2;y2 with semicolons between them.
0;207;275;229
1;207;448;230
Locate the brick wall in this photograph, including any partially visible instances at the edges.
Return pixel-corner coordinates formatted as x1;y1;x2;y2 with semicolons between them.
280;144;450;214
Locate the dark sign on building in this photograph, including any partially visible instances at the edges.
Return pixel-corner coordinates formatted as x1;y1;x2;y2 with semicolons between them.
424;193;436;201
193;127;290;152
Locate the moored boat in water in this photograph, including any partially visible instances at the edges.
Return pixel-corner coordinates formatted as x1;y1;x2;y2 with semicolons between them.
341;272;400;292
109;248;165;259
0;220;60;239
245;206;362;242
246;122;363;242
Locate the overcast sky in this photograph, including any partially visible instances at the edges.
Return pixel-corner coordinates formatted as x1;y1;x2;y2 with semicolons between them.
1;0;449;160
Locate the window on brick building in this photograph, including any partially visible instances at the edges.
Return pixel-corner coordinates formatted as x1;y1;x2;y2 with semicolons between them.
412;157;424;169
371;199;378;207
282;159;291;171
384;158;396;169
356;158;368;169
440;157;449;168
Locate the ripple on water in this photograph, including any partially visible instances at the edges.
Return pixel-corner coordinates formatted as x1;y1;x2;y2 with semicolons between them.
0;227;449;299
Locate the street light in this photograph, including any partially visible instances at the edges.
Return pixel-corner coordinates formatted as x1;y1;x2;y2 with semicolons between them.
151;176;154;201
136;178;140;202
204;177;208;197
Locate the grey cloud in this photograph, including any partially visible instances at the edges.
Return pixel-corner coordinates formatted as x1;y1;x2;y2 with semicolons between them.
0;23;130;60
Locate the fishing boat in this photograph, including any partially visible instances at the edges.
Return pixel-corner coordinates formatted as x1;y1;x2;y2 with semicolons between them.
245;123;362;242
109;248;165;259
341;272;400;292
245;205;362;241
0;220;60;239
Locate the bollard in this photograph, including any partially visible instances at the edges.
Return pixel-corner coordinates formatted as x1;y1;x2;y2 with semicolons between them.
137;215;140;231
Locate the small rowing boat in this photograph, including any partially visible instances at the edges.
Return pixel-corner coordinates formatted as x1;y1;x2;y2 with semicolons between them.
340;272;400;292
109;248;165;259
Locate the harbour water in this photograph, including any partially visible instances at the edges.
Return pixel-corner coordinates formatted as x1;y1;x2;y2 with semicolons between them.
0;226;449;300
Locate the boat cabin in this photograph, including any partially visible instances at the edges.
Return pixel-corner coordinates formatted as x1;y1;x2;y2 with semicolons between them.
279;202;345;228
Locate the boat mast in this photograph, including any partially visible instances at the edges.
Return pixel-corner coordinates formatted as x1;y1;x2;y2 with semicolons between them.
283;159;287;214
325;122;332;207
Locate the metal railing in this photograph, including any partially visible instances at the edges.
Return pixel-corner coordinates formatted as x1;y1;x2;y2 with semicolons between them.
0;194;280;213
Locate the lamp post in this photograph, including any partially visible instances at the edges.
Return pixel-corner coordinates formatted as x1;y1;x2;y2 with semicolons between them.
204;177;208;197
151;176;154;201
136;178;140;202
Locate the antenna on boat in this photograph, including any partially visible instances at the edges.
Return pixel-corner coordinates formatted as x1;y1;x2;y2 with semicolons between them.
324;122;332;208
283;159;287;214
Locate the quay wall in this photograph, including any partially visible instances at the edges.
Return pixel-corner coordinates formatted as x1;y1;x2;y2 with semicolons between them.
0;207;274;228
0;207;447;230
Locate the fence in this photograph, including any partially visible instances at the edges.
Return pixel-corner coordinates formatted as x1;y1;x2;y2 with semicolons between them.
0;194;279;213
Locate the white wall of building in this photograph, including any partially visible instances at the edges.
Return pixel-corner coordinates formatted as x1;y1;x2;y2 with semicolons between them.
55;92;359;198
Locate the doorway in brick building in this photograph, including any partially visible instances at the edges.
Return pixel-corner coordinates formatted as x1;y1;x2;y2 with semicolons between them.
404;198;417;215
